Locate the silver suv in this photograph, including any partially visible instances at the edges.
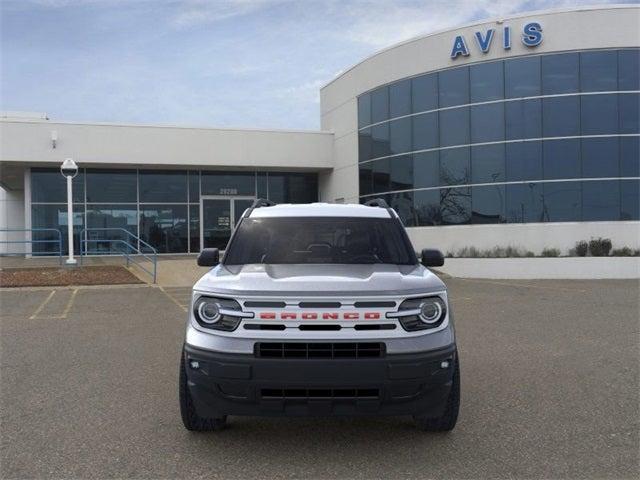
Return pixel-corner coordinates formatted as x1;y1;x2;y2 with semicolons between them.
179;199;460;431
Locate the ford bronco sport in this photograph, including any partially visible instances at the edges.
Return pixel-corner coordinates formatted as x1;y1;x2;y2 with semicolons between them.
179;199;459;431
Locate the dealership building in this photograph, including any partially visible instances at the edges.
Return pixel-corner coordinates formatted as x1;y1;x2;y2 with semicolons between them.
1;5;638;257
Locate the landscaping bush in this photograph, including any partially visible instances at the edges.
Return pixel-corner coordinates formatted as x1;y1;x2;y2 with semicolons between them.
610;247;640;257
541;248;560;257
589;237;612;257
574;240;588;257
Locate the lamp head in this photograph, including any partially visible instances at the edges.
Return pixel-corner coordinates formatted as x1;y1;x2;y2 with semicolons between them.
60;158;78;178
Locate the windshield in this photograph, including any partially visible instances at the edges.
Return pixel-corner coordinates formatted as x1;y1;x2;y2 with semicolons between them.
224;216;417;265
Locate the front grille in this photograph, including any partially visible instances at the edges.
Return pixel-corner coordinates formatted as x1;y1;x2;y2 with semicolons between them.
261;388;380;399
256;342;385;359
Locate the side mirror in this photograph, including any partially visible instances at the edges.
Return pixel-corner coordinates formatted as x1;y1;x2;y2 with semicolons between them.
197;248;220;267
421;248;444;267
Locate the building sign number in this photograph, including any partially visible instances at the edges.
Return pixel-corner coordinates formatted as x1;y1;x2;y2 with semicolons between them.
451;22;543;59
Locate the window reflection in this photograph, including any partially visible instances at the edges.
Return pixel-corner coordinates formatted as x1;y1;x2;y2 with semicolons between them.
506;183;544;223
505;56;540;98
470;61;504;102
542;182;581;222
411;73;438;113
619;93;639;134
359;128;373;162
472;185;505;224
439;108;469;147
412;112;438;151
621;180;640;220
31;204;84;255
543;96;580;137
618;49;640;91
439;67;469;108
358;94;371;128
31;168;85;203
201;172;255;196
581;94;618;135
86;205;138;254
620;137;640;177
86;169;136;203
390;79;411;118
139;170;188;203
582;138;619;178
543;139;580;180
359;163;373;196
371;86;389;123
371;123;390;158
389;117;412;155
440;187;471;225
413;189;441;226
440;147;470;186
413;151;440;189
470;103;504;143
390;155;413;191
582;181;620;221
505;99;542;140
506;142;543;182
580;51;617;92
139;205;188;253
471;144;505;183
542;52;579;94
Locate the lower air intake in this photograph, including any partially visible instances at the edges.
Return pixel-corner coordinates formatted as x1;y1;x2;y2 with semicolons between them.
256;342;385;359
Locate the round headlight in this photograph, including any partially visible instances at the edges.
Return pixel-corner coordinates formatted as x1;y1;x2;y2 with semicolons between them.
197;300;221;324
419;298;445;324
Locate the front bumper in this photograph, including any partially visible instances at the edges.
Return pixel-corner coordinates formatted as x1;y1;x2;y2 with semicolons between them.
183;343;457;418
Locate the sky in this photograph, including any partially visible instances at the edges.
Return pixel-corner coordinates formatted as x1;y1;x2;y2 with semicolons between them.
1;0;636;130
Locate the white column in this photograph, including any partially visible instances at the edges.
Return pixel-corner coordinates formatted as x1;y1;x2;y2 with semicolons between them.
66;175;76;265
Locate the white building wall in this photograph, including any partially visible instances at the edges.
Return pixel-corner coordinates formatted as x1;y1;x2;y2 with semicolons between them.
0;187;26;254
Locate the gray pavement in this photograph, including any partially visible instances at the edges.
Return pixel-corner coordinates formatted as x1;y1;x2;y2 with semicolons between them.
1;278;638;479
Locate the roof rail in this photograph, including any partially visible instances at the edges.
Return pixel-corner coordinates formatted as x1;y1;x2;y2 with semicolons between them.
364;198;390;209
242;198;276;220
250;198;276;209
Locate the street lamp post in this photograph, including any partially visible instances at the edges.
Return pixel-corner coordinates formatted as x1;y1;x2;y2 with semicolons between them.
60;158;78;265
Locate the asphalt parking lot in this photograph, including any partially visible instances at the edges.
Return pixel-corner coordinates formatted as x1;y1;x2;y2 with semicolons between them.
1;278;638;479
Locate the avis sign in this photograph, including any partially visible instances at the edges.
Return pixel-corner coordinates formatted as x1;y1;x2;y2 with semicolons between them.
450;22;543;59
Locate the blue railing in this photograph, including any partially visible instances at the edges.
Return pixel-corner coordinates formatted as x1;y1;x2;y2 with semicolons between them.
0;228;63;264
79;228;157;283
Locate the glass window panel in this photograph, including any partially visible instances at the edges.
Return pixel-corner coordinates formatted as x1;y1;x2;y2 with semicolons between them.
542;52;579;94
470;61;504;102
471;185;505;224
389;191;414;226
31;168;84;203
370;86;389;123
412;112;438;151
619;93;639;134
389;117;412;155
505;56;541;98
86;204;138;254
359;128;373;162
439;67;469;108
139;170;187;203
413;151;440;189
440;147;470;186
620;137;640;177
582;137;619;178
580;50;618;92
582;181;620;221
414;189;441;226
390;155;413;191
621;179;640;220
201;171;255;196
31;204;84;255
257;172;268;198
372;159;390;194
371;123;390;158
440;187;471;225
506;141;543;182
506;183;544;223
542;181;581;222
542;96;580;137
412;73;438;113
86;169;137;203
439;108;469;147
189;205;200;253
543;139;581;180
139;205;188;253
471;144;505;183
359;163;373;196
267;173;317;203
189;171;200;202
581;94;618;135
505;99;542;140
358;94;371;128
389;79;411;118
619;49;640;91
470;103;504;143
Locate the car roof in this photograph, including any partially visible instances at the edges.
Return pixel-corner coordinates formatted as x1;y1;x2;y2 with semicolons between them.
248;203;393;219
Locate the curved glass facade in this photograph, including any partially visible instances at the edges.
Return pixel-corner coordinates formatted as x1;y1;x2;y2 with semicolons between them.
358;49;640;226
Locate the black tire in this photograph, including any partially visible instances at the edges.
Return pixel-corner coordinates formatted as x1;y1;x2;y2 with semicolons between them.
413;354;460;432
179;351;227;432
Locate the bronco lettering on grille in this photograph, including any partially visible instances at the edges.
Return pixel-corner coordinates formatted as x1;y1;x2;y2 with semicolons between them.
258;312;381;320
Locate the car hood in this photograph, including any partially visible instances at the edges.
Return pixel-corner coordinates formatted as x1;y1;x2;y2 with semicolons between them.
193;263;446;297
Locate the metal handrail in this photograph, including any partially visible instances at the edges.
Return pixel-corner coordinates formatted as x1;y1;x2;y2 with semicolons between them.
0;228;63;264
79;228;158;283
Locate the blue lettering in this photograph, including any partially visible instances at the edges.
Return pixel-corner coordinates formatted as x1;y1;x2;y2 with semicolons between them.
450;35;469;59
503;26;511;50
474;29;495;53
522;22;543;47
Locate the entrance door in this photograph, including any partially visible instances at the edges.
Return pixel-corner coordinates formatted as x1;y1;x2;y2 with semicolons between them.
200;197;254;250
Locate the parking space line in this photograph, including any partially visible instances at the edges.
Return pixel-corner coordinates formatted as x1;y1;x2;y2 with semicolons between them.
159;286;189;312
58;289;79;319
29;290;56;319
